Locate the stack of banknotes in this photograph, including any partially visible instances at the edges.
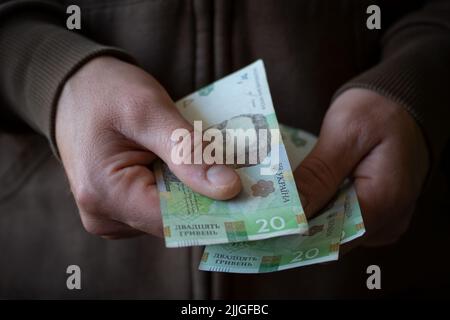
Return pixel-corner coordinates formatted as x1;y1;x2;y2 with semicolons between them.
154;60;365;273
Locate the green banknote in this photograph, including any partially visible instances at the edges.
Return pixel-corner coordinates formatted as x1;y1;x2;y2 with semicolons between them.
155;61;308;248
198;125;365;274
199;207;344;273
279;124;365;243
332;182;366;244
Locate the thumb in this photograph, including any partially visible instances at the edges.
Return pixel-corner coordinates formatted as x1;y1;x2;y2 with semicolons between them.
130;90;241;200
295;132;367;218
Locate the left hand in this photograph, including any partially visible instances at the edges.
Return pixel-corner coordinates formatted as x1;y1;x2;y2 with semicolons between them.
295;88;429;249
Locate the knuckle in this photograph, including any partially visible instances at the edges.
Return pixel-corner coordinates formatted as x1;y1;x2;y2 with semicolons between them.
119;93;179;147
385;185;414;213
115;91;164;129
299;156;338;194
72;183;102;215
81;218;108;236
80;216;126;238
326;105;380;150
344;117;378;152
121;94;154;125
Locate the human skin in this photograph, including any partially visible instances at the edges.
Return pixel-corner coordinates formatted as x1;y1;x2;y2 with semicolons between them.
56;57;429;246
55;57;242;239
295;88;429;249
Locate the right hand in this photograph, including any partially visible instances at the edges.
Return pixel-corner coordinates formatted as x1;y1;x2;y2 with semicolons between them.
56;57;241;239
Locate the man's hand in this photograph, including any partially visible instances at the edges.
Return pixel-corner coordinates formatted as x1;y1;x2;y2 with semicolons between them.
295;88;429;248
56;57;241;239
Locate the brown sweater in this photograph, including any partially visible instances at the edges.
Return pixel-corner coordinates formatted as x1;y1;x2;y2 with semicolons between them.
0;0;450;298
1;0;450;164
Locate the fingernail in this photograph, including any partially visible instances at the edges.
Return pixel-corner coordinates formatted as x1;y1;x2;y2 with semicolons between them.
206;165;237;187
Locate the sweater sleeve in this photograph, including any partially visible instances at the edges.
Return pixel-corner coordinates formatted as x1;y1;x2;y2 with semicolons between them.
0;0;136;154
335;0;450;175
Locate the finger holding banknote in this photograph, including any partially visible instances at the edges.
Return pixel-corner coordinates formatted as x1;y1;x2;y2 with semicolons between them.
295;88;429;247
55;57;241;239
